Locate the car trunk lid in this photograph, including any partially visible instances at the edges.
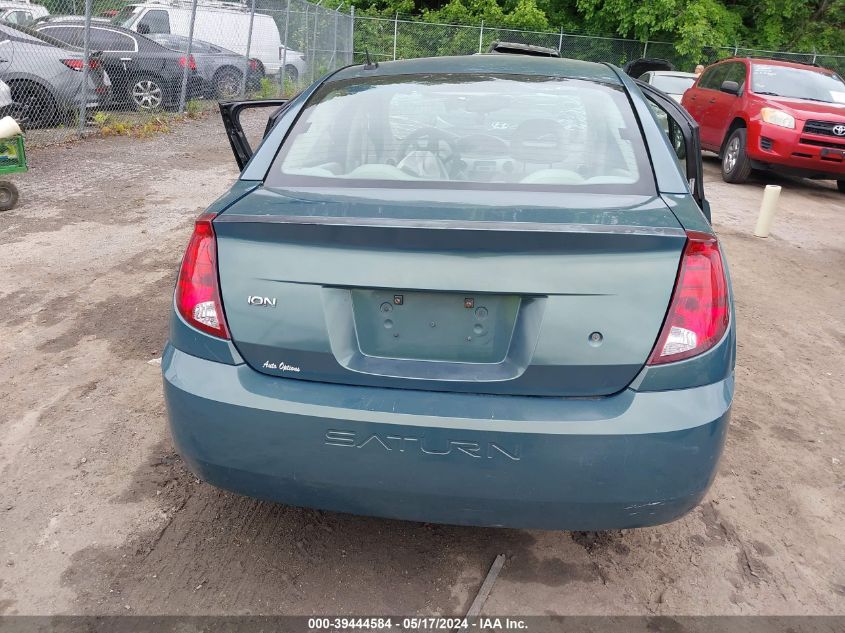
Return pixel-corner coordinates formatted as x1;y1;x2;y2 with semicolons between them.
213;187;686;397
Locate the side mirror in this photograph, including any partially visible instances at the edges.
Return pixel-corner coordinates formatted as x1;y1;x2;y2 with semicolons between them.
137;23;150;34
720;80;740;96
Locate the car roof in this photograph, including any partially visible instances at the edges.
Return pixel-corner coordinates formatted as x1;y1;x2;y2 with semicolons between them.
713;57;838;76
37;19;126;29
331;55;621;84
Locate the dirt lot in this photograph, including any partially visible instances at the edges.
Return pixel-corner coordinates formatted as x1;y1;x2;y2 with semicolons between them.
0;115;843;617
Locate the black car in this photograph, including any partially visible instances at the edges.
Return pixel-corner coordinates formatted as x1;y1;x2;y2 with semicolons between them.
33;21;201;110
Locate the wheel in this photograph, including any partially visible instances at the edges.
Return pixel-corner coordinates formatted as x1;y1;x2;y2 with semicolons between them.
130;76;164;111
0;181;19;211
213;67;243;99
837;180;845;193
284;64;299;83
721;128;752;184
9;81;58;128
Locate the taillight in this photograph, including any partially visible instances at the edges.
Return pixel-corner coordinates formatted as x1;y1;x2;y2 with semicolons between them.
175;213;230;339
179;55;197;71
249;58;258;71
647;231;729;365
62;59;100;71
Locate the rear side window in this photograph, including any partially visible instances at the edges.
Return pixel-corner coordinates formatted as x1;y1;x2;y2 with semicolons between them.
89;28;136;51
267;74;654;194
36;25;83;47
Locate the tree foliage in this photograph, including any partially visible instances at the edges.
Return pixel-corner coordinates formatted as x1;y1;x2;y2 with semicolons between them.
354;0;845;55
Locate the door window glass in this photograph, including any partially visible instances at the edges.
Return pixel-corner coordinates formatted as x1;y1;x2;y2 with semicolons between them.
699;65;728;90
139;9;170;34
5;11;34;25
723;62;746;90
646;95;689;185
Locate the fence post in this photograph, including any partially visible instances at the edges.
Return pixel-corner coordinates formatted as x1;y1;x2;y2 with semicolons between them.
393;12;398;61
240;0;257;96
642;36;648;58
349;5;355;64
331;3;341;68
281;0;291;89
310;0;323;84
178;0;199;112
76;0;92;137
558;27;563;53
812;48;817;64
478;20;484;54
734;42;738;56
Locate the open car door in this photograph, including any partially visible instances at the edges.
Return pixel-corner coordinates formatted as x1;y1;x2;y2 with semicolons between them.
219;99;290;170
635;79;710;222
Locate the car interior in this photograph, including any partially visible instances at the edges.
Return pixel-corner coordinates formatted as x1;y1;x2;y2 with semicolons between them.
275;76;648;188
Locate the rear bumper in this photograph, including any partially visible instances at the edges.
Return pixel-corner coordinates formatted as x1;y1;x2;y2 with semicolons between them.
747;120;845;179
163;345;732;530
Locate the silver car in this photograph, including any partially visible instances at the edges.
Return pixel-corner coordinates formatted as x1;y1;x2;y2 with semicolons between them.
146;33;263;99
0;23;110;127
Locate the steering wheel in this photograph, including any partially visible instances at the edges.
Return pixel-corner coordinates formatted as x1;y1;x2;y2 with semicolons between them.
397;127;461;177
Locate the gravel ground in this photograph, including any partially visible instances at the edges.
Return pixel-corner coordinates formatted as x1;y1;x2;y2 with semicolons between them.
0;115;843;617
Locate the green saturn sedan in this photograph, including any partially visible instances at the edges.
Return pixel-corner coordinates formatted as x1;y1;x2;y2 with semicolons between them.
162;54;734;530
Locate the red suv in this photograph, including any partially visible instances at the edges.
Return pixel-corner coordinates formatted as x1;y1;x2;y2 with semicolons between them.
681;58;845;192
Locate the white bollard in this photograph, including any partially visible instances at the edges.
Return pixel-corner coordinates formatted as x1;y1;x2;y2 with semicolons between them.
753;185;782;238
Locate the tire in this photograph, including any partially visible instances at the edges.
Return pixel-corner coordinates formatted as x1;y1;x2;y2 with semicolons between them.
0;181;19;211
721;128;752;184
9;81;58;128
284;64;299;83
213;67;243;99
837;180;845;193
130;76;164;111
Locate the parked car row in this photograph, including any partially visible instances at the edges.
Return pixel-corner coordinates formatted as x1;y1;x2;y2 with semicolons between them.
0;18;272;127
0;0;312;128
0;22;110;127
636;57;845;192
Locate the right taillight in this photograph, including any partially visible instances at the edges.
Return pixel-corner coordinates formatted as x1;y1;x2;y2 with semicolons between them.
179;55;197;71
62;59;100;71
174;213;230;339
647;231;729;365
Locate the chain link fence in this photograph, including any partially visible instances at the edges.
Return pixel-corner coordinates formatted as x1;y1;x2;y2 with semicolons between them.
354;15;845;77
0;0;352;144
1;2;842;147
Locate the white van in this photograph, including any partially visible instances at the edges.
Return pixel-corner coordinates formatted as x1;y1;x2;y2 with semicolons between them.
113;0;306;79
0;0;49;26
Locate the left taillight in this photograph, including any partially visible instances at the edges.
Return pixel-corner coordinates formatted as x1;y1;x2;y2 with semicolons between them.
647;231;729;365
62;58;100;71
179;55;197;71
175;213;230;339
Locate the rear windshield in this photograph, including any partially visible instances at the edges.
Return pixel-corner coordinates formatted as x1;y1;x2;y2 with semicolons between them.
751;64;845;104
266;74;655;194
650;74;696;94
